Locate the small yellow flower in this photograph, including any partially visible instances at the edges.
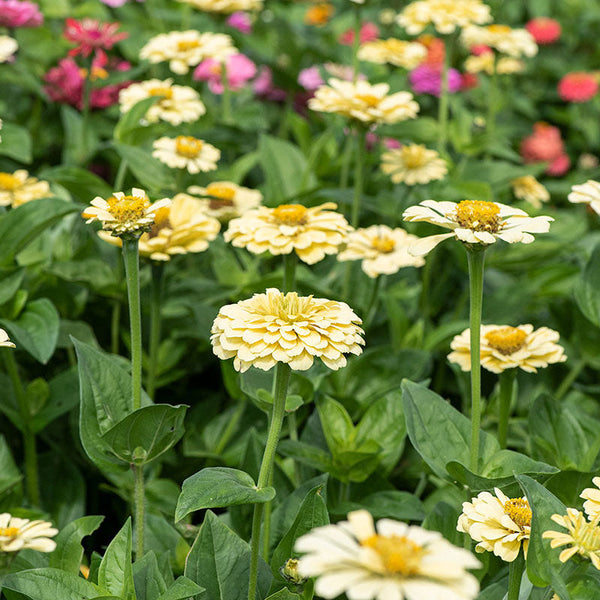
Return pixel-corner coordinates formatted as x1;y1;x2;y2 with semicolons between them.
381;145;447;186
0;170;51;208
0;329;15;349
511;176;550;209
187;182;262;221
304;3;334;27
175;0;263;12
152;136;220;174
358;39;427;69
0;513;58;553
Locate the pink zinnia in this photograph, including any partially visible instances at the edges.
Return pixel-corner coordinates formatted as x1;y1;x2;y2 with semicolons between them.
526;17;561;45
339;22;379;46
64;18;128;58
298;66;324;91
227;11;252;34
194;53;257;94
101;0;145;5
558;72;599;103
520;122;570;176
409;63;461;97
0;0;43;28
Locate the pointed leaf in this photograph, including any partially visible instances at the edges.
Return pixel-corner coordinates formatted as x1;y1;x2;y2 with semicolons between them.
1;568;101;600
49;515;104;575
133;551;167;600
157;577;204;600
98;518;135;600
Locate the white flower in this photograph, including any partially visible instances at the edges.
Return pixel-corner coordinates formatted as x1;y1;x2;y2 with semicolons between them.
511;176;549;208
152;136;220;174
357;39;427;69
187;182;262;221
568;180;600;215
381;145;447;185
0;513;58;553
581;477;600;521
0;329;15;348
0;36;17;63
461;24;537;58
176;0;263;13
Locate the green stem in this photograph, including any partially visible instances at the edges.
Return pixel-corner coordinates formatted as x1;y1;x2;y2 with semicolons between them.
214;398;246;456
146;263;165;401
133;463;145;560
221;62;232;123
555;359;585;401
283;253;297;293
497;369;516;449
351;127;366;228
467;249;485;473
248;363;291;600
123;237;143;411
351;3;361;82
507;550;525;600
339;132;354;189
437;36;451;154
363;275;382;329
485;66;498;160
114;159;128;192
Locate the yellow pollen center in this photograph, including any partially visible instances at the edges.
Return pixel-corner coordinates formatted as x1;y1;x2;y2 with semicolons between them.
488;24;512;34
210;63;223;76
401;146;426;169
504;498;532;529
0;527;20;538
356;94;380;107
485;327;527;355
0;173;21;190
272;204;308;226
372;236;395;253
107;194;150;223
362;534;425;576
149;86;173;100
455;200;502;233
206;183;236;208
175;136;204;158
177;39;200;52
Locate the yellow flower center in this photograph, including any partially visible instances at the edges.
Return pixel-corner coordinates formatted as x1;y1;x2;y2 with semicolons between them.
372;235;396;253
149;86;173;100
455;200;502;233
0;173;21;190
272;204;308;226
81;67;109;81
107;194;150;224
206;183;236;208
504;498;532;529
401;146;427;169
356;94;380;107
0;527;20;538
147;206;171;238
210;63;223;76
362;534;425;576
175;136;204;159
485;326;527;355
488;24;512;35
177;39;200;52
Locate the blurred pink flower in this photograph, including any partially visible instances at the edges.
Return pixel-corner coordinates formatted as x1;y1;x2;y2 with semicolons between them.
0;0;43;28
64;18;128;58
520;122;570;176
194;53;257;94
409;63;461;96
227;11;252;34
383;138;402;150
253;66;287;101
101;0;145;5
526;17;561;45
339;22;379;46
558;72;599;103
298;66;324;91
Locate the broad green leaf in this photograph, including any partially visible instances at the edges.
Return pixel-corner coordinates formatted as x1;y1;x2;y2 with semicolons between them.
133;551;167;600
49;515;104;575
30;368;80;433
1;568;101;600
277;440;335;474
0;268;25;304
185;510;272;600
0;122;32;163
50;259;120;294
0;435;23;508
265;590;301;600
575;243;600;327
38;166;113;203
99;518;135;600
114;97;160;143
176;467;275;522
317;397;355;455
422;501;463;547
333;491;424;522
60;105;99;165
114;143;173;193
157;577;204;600
0;298;60;363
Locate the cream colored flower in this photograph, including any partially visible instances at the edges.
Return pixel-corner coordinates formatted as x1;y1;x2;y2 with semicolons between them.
176;0;263;13
119;78;206;126
381;145;447;186
338;225;425;278
569;180;600;216
397;0;492;35
0;329;15;349
581;478;600;521
461;24;537;58
140;31;235;75
543;509;600;570
309;78;419;125
83;188;171;237
457;488;531;562
465;52;525;75
448;324;566;374
511;176;549;209
152;136;220;174
187;182;262;221
224;202;351;265
0;170;51;208
0;36;18;63
295;509;481;600
496;57;525;74
0;513;58;553
403;199;553;256
97;194;220;261
211;288;364;372
358;39;427;69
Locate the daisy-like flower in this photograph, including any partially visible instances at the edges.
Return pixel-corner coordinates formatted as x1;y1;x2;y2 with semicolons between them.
0;329;15;348
152;136;220;174
381;144;447;185
457;488;531;562
581;478;600;521
448;324;566;374
82;187;171;237
97;194;220;261
295;509;481;600
0;35;18;63
224;202;351;265
496;57;525;75
402;199;554;256
461;24;538;58
338;225;425;278
0;513;58;553
511;176;550;209
0;0;43;28
542;509;600;570
139;31;235;75
176;0;263;13
0;170;51;207
309;78;419;125
357;39;427;69
63;18;128;58
187;181;262;221
211;288;364;372
569;180;600;215
118;78;206;126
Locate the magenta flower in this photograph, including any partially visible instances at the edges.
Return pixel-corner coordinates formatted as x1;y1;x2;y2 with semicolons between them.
298;66;324;91
0;0;43;28
409;63;461;97
194;53;257;94
227;11;252;34
100;0;145;5
64;18;128;58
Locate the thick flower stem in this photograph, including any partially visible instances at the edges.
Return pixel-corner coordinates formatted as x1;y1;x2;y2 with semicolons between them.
147;263;165;401
123;237;143;411
363;275;382;329
497;369;516;449
507;550;525;600
248;362;291;600
133;463;145;560
467;248;485;473
283;253;297;293
351;127;367;228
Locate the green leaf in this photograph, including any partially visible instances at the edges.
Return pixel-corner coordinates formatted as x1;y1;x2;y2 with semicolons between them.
30;368;80;434
0;298;59;363
98;518;135;600
133;551;167;600
0;435;23;507
185;510;272;600
175;467;275;522
49;515;104;575
38;166;113;203
333;490;424;522
0;122;32;163
114;97;160;143
576;243;600;327
157;577;204;600
317;397;355;455
60;105;99;165
50;259;120;295
265;590;301;600
114;143;173;193
0;268;25;305
1;568;101;600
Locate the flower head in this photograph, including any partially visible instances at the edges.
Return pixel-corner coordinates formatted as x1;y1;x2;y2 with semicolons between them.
520;123;570;176
64;18;128;58
458;488;531;562
358;39;427;69
403;199;553;256
193;53;256;94
381;144;447;185
339;22;379;47
0;513;57;552
152;136;220;174
0;170;51;207
569;180;600;215
409;63;462;97
82;187;171;237
304;3;334;26
461;24;537;58
224;202;351;264
0;329;15;349
211;288;364;372
295;509;481;600
0;36;18;63
187;181;262;221
0;0;42;28
511;175;550;208
227;11;252;34
558;72;599;103
176;0;263;13
526;17;561;45
581;478;600;521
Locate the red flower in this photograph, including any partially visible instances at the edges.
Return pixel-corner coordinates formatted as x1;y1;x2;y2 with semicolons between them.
558;72;599;103
460;72;479;91
525;17;561;45
64;18;128;58
339;22;379;46
520;122;570;176
416;35;445;66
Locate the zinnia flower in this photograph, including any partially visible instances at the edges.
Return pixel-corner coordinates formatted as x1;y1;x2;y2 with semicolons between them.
211;288;364;372
224;202;351;264
295;509;481;600
526;17;561;45
581;478;600;521
0;170;51;207
511;175;550;208
187;181;262;220
0;329;15;349
193;53;256;94
403;199;553;256
409;64;462;97
63;18;128;58
176;0;263;13
0;513;58;552
520;123;570;176
227;11;252;34
152;136;220;174
0;36;18;63
358;39;427;69
461;24;537;58
381;144;447;185
558;72;599;103
101;0;145;5
569;180;600;215
448;324;566;374
298;66;325;92
0;0;42;28
82;187;171;237
338;225;425;277
304;3;334;26
339;22;379;46
457;488;531;562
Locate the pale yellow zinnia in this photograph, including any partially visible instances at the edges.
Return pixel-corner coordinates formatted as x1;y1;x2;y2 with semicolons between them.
461;24;537;58
187;182;262;221
0;35;18;63
381;144;447;186
0;513;58;553
0;329;15;349
176;0;263;13
211;288;364;372
0;170;51;207
511;176;549;209
152;136;220;174
568;180;600;216
581;478;600;521
357;39;427;70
